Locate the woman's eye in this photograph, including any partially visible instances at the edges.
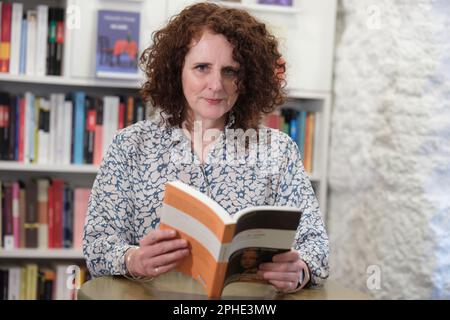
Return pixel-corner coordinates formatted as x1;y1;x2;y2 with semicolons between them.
224;68;238;76
195;65;208;72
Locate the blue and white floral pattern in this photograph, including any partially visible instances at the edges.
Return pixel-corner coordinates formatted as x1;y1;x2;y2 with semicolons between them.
83;115;329;286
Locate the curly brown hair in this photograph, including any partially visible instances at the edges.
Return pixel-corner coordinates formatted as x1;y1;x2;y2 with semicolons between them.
139;2;286;130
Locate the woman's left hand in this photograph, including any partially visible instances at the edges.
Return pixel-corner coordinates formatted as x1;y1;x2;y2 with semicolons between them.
257;249;309;293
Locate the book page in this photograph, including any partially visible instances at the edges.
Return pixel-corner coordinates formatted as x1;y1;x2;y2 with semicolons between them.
223;207;301;285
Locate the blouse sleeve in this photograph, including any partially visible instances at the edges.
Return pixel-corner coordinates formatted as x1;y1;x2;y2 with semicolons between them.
274;134;330;286
83;131;137;277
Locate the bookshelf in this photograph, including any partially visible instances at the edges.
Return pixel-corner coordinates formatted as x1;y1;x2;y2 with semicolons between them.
0;73;143;89
0;0;336;299
0;249;83;259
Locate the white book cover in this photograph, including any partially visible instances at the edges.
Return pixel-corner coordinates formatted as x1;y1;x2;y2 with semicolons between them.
54;94;65;164
48;94;57;164
25;10;37;76
35;5;48;76
7;267;21;300
23;92;35;164
102;96;120;157
37;99;50;164
63;100;73;165
9;3;23;75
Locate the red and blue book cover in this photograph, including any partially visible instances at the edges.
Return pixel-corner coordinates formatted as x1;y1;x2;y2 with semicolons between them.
95;10;140;79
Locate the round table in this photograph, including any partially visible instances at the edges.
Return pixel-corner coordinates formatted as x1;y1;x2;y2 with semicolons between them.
78;271;372;300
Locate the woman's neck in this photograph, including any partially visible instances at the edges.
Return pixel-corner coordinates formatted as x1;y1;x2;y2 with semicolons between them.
181;117;225;163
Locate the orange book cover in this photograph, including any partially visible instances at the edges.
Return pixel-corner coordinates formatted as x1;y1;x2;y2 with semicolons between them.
303;112;315;173
159;181;302;298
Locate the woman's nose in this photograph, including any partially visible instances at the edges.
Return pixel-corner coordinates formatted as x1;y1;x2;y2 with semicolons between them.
207;71;224;92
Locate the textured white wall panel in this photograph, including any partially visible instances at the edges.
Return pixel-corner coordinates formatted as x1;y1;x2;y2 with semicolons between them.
328;0;450;299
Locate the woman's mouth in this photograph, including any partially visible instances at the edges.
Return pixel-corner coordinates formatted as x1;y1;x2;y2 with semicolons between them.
204;98;223;105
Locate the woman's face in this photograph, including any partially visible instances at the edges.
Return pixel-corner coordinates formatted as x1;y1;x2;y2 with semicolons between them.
181;30;239;126
241;250;258;269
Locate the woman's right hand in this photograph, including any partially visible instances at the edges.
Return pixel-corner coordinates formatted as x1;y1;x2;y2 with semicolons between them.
125;229;190;278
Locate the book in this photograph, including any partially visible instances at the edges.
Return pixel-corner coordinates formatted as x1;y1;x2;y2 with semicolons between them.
0;2;12;73
95;10;140;79
258;0;293;6
159;181;302;298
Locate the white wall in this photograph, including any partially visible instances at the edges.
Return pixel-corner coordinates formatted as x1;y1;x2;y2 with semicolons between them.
328;0;450;299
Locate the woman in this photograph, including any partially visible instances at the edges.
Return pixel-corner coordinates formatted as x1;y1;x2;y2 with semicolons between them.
83;2;329;293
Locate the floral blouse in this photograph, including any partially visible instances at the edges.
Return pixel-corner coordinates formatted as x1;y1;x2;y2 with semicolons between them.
83;114;329;286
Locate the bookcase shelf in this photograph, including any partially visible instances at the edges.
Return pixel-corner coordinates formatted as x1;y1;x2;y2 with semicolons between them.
0;162;99;174
0;249;84;259
0;73;142;89
0;161;321;181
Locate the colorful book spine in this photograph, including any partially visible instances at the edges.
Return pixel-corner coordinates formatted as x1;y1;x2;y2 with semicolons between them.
54;8;64;75
84;97;96;164
72;92;86;164
19;15;27;74
12;182;20;249
93;98;104;165
0;2;12;73
0;92;10;160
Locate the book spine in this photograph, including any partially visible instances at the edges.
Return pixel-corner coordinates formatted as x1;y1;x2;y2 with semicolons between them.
46;8;56;75
8;96;14;156
0;93;10;160
63;99;73;165
84;98;96;164
33;97;40;163
9;3;23;75
0;2;12;73
25;180;38;248
35;5;48;76
25;10;37;76
53;179;63;248
18;96;25;162
14;96;20;160
3;183;14;249
63;187;73;248
19;16;27;74
118;98;125;129
102;96;119;157
126;96;134;127
12;182;20;249
37;179;49;249
47;181;54;248
19;185;26;248
54;8;64;75
93;98;103;165
72;92;86;164
73;189;90;249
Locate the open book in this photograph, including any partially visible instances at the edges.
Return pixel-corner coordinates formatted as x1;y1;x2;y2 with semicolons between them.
159;181;302;298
